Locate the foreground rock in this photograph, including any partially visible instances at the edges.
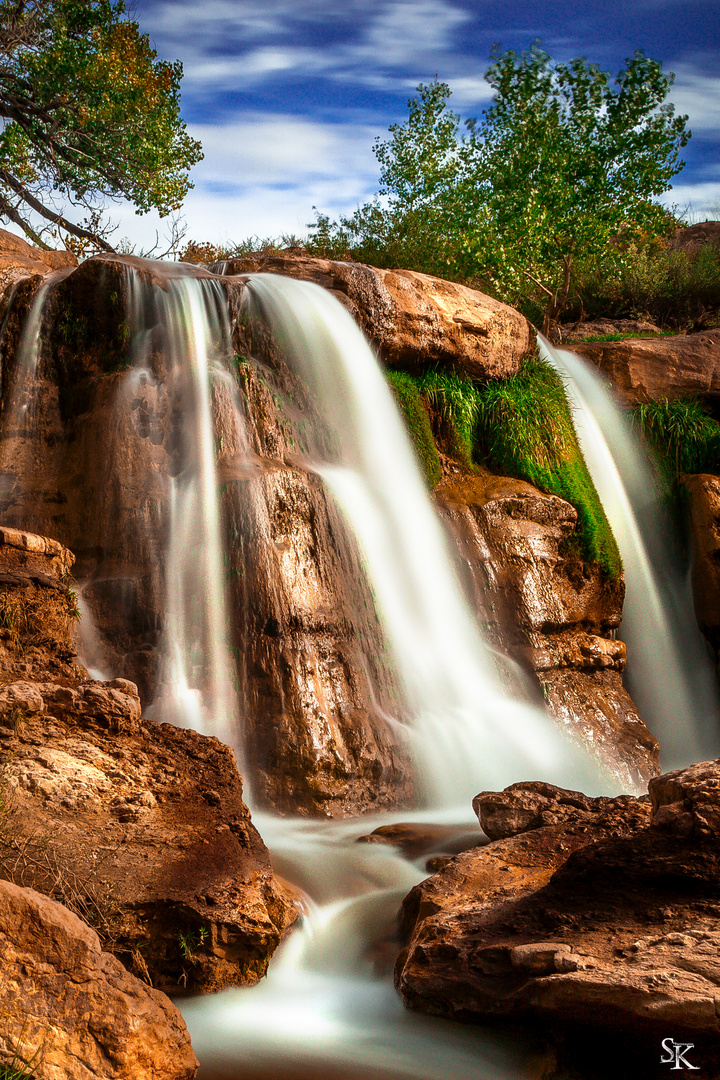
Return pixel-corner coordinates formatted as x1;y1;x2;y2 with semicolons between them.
0;879;197;1080
576;328;720;406
396;764;720;1077
219;252;531;380
436;468;659;790
0;684;298;994
0;527;297;992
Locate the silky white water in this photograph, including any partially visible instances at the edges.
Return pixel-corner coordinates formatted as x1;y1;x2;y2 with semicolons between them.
539;335;720;766
124;271;241;752
243;275;603;808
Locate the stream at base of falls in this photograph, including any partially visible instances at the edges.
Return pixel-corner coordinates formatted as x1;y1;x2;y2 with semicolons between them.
180;810;537;1080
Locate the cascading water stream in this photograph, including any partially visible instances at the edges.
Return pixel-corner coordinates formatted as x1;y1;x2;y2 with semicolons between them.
121;268;243;755
243;274;603;807
539;335;720;766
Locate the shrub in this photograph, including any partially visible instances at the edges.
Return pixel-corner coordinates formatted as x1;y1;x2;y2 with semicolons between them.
632;397;720;478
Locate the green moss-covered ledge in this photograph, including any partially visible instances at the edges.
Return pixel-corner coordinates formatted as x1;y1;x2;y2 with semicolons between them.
385;355;622;580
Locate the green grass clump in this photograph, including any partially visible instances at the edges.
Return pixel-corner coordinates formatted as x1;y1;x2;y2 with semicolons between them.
474;357;622;579
417;370;479;465
632;397;720;479
386;370;441;487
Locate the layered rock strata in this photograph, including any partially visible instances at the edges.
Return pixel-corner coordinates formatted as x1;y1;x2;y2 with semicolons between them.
575;328;720;407
0;879;198;1080
435;468;659;789
219;253;531;379
395;763;720;1077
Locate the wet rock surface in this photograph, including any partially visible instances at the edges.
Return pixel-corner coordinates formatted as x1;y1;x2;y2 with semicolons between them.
220;252;531;380
395;763;720;1078
0;879;198;1080
436;468;659;789
575;328;720;406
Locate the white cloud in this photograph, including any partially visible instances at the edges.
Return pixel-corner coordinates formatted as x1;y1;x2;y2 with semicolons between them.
667;67;720;133
661;180;720;219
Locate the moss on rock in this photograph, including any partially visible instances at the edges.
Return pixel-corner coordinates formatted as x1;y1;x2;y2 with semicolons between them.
386;370;441;488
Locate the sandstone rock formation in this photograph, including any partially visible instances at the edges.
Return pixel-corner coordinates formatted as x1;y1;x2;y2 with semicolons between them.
684;473;720;658
0;879;198;1080
669;220;720;251
435;468;659;789
219;253;531;380
0;228;77;296
575;328;720;406
395;763;720;1077
0;252;656;815
0;527;298;994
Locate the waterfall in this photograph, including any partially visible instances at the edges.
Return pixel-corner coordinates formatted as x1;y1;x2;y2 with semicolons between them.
539;335;720;766
243;274;602;806
129;271;242;754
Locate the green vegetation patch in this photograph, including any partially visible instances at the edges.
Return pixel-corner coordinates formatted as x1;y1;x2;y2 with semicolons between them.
417;370;479;466
474;357;622;579
632;397;720;480
386;371;441;488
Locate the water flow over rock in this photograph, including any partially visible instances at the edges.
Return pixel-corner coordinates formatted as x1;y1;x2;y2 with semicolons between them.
539;336;720;766
244;275;602;807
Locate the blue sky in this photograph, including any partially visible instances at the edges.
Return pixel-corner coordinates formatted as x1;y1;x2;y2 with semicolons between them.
115;0;720;250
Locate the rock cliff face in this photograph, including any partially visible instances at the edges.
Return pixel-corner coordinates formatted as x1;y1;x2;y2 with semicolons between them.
0;527;298;995
575;328;720;406
0;247;659;814
218;253;531;380
396;763;720;1079
435;468;658;789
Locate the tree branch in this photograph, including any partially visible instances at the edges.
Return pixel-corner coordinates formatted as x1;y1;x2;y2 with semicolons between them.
522;269;554;298
0;191;49;248
0;169;115;251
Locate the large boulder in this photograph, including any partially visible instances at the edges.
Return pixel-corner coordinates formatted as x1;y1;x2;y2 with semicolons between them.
0;680;298;994
395;762;720;1077
435;469;659;790
219;253;531;380
0;228;77;297
575;329;720;406
0;879;197;1080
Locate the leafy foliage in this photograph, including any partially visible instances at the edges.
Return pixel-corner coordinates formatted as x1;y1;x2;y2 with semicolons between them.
569;238;720;329
0;0;202;251
310;45;690;332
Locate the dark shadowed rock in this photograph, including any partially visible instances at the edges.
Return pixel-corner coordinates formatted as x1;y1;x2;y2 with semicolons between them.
395;763;720;1076
0;878;198;1080
669;220;720;251
219;253;531;380
575;329;720;407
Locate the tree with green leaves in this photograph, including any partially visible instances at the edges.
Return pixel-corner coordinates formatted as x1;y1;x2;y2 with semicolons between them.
311;44;690;331
0;0;202;252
